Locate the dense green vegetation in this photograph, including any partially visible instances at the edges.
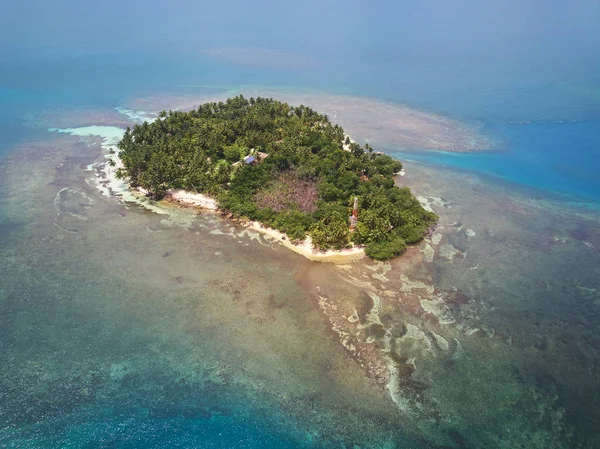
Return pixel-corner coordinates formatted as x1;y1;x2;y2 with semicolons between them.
116;96;437;260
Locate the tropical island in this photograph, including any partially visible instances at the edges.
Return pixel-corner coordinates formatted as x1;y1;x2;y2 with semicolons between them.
115;96;437;260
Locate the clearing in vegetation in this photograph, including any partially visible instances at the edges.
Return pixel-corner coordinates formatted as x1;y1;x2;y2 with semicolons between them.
116;95;437;260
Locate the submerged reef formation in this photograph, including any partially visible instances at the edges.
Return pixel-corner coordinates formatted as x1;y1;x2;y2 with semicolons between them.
20;102;599;448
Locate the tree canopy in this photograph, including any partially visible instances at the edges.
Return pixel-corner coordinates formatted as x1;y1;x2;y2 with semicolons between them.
116;95;437;260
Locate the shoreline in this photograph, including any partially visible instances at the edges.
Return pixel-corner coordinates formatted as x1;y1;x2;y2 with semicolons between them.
49;124;367;263
163;188;366;263
125;88;496;153
97;149;367;264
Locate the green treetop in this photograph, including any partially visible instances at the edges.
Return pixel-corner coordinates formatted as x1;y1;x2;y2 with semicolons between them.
117;95;437;260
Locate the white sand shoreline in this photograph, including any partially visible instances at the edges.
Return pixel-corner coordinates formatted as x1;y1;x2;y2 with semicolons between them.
50;119;368;264
103;149;365;263
163;188;365;263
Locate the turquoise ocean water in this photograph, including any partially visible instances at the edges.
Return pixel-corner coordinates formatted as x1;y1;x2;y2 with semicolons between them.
2;50;599;204
1;1;599;447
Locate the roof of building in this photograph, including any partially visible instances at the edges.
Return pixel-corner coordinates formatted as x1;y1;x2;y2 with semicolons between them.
243;155;255;164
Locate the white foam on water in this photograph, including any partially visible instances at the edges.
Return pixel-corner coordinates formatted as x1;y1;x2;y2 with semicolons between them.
49;125;127;196
48;125;175;217
115;107;157;124
417;196;434;213
49;125;125;150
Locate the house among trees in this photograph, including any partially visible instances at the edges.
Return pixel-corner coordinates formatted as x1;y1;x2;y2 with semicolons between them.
243;151;270;165
116;95;436;260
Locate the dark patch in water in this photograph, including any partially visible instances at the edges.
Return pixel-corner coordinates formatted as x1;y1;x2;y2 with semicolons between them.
0;373;103;426
267;293;286;309
389;322;408;338
173;276;184;284
447;430;468;448
388;352;415;377
368;323;387;339
355;292;374;325
445;289;470;306
568;224;600;248
0;219;21;244
568;225;590;241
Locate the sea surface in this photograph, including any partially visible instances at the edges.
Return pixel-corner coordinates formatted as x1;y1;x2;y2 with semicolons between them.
1;1;599;448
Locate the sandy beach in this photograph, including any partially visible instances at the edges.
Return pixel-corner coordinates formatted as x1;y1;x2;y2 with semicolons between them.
100;152;366;264
164;189;365;263
50;122;367;264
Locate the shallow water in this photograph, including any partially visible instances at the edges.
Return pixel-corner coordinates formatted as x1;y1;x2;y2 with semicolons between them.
388;119;600;204
2;1;600;446
0;135;423;448
1;102;599;447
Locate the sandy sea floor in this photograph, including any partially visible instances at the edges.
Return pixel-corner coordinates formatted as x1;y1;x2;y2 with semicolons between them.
1;95;599;448
122;88;496;152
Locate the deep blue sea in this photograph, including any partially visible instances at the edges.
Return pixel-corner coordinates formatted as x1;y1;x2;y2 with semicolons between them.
1;1;599;448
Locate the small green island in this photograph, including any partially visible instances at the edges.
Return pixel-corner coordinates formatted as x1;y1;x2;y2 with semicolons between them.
116;96;437;260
